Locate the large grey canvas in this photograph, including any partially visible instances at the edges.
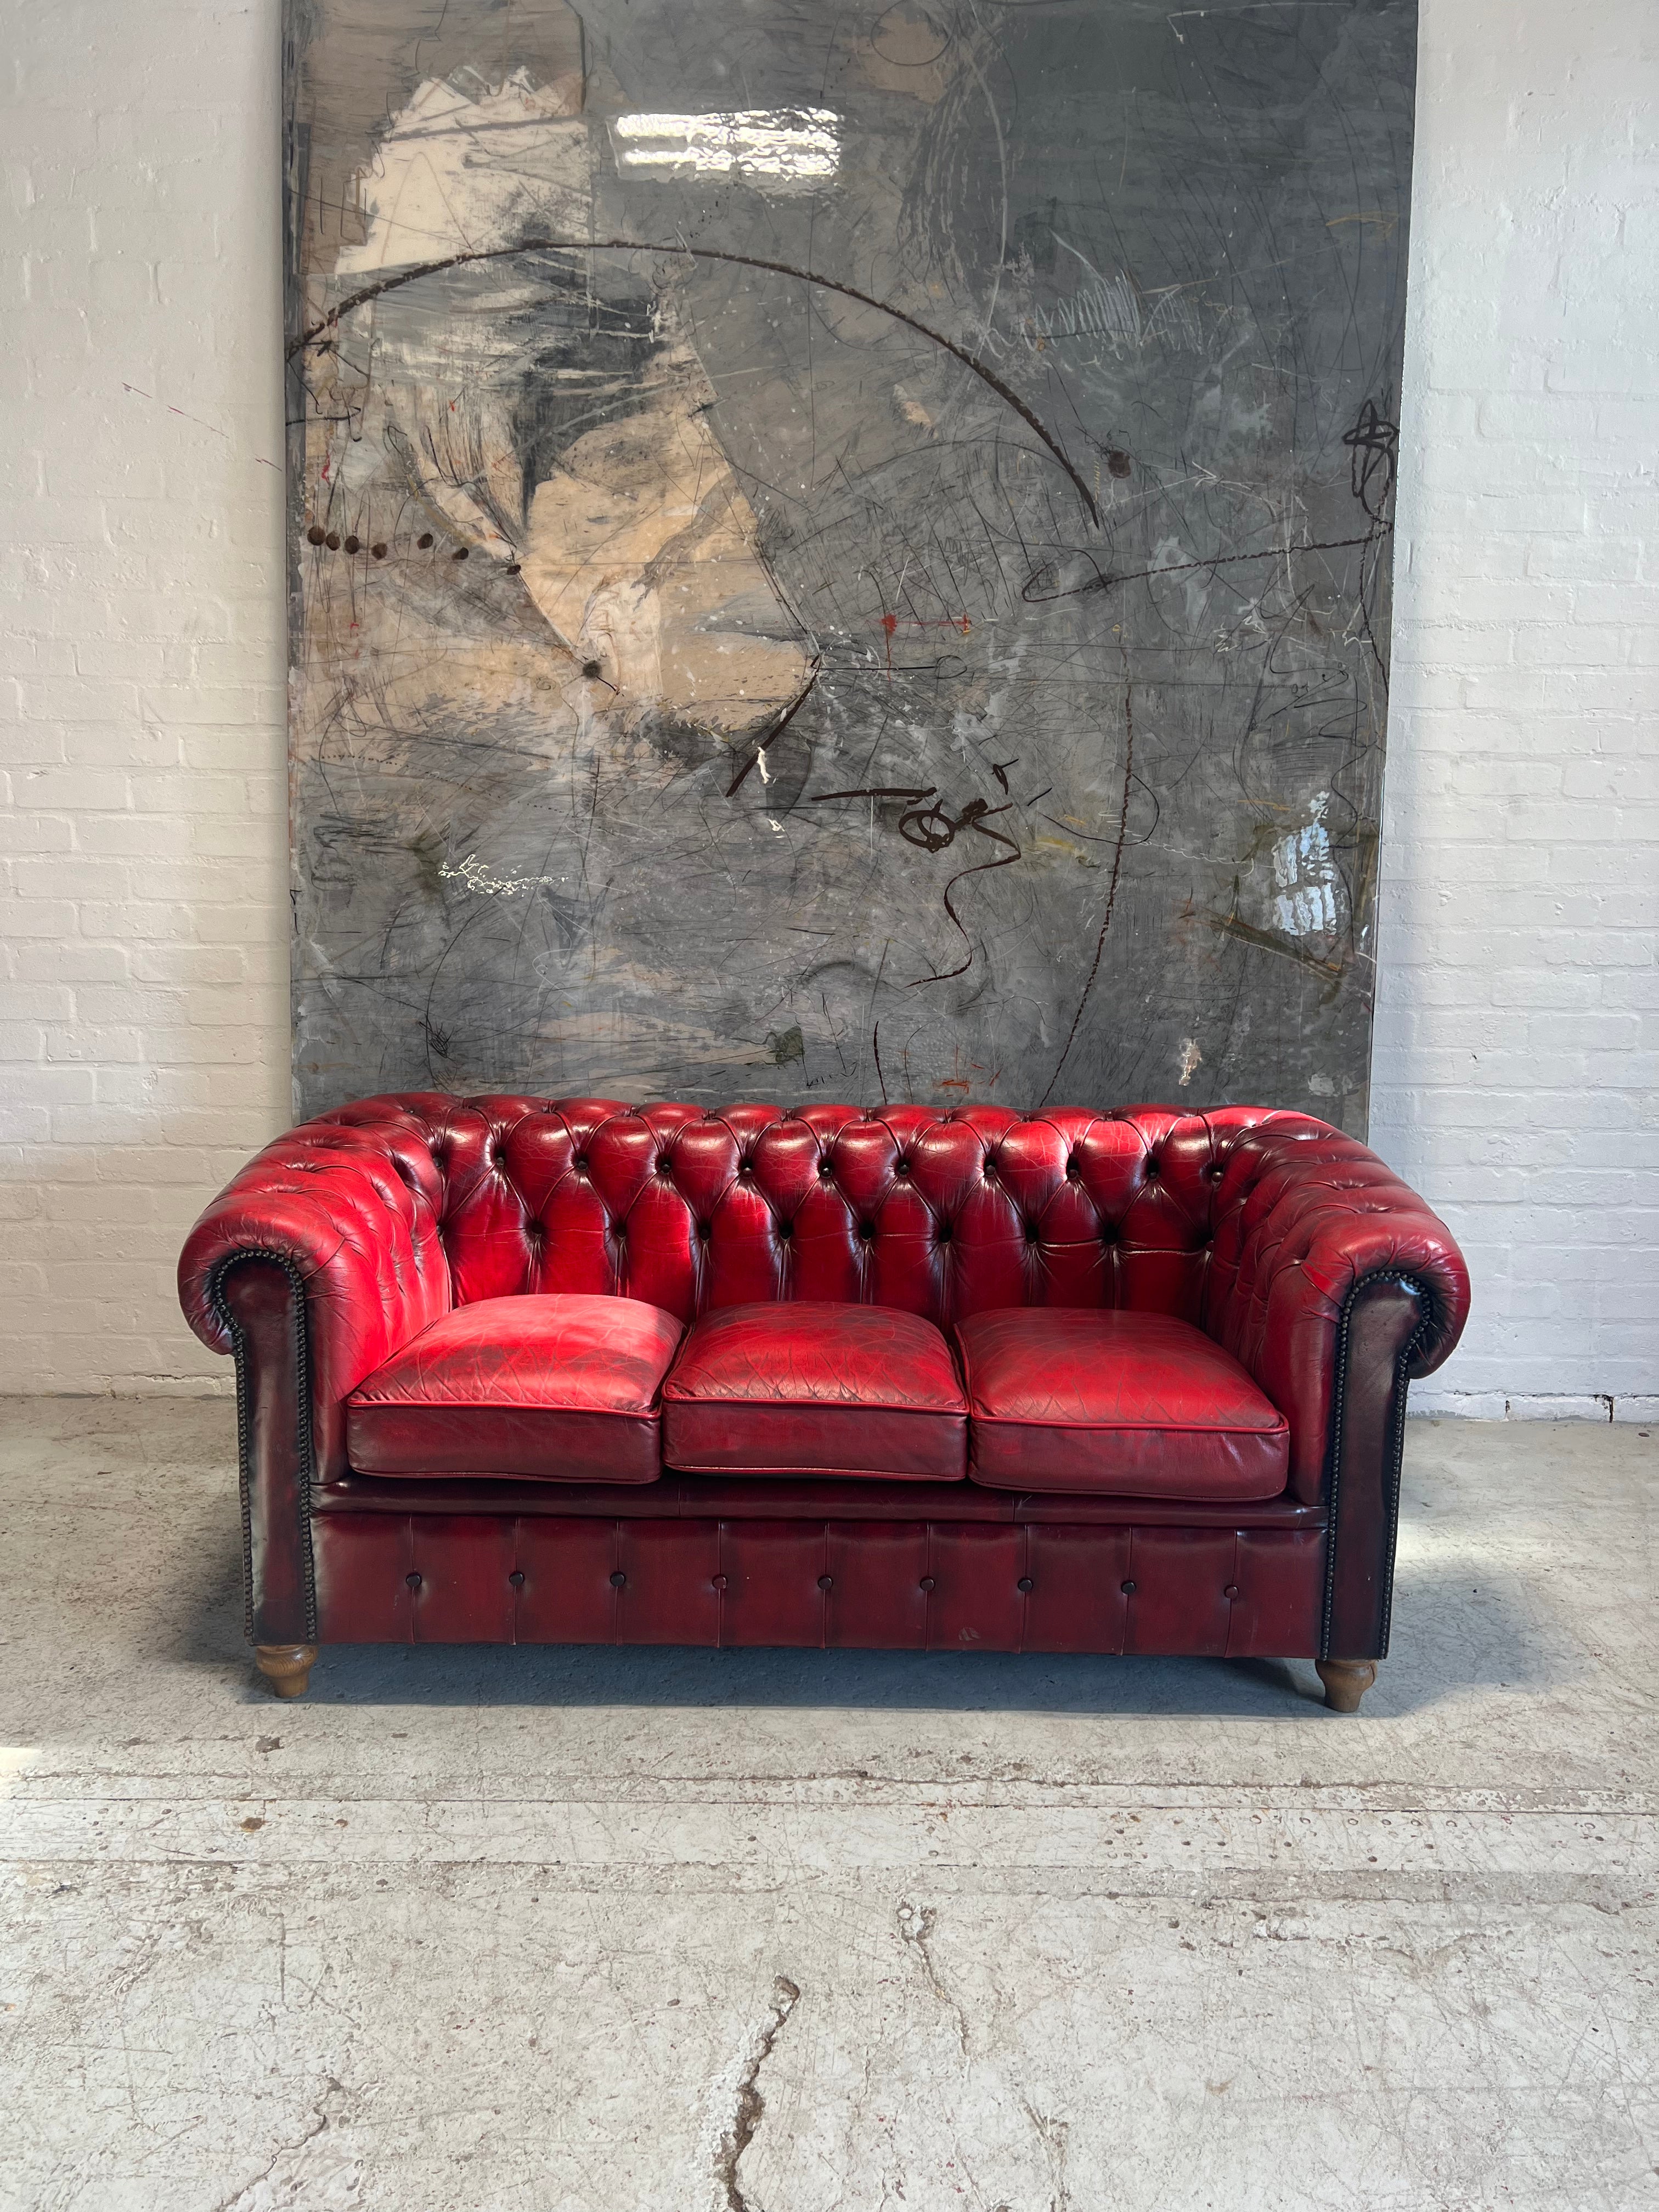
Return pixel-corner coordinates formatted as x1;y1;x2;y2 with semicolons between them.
284;0;1416;1125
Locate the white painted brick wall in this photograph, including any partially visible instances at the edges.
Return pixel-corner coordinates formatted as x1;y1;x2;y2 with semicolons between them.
1;0;1655;1409
1372;0;1659;1421
1;1;289;1393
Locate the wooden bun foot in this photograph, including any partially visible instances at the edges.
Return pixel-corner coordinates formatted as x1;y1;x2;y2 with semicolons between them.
255;1643;318;1699
1316;1658;1378;1714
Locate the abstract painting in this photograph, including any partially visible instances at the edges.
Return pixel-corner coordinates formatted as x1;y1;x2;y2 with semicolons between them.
284;0;1416;1125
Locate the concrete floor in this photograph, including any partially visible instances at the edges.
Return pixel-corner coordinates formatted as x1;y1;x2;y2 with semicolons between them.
0;1404;1654;2212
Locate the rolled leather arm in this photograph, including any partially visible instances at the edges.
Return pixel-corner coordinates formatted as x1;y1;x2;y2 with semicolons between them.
1204;1125;1471;1506
178;1117;454;1489
178;1118;454;1644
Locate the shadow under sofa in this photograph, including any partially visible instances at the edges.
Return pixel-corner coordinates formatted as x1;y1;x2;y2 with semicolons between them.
177;1095;1471;1714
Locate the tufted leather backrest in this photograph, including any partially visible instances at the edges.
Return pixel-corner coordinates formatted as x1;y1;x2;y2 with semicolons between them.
309;1093;1332;1330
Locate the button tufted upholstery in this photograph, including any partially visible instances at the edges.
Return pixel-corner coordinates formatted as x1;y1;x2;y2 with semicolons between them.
179;1093;1470;1503
178;1094;1471;1703
309;1508;1330;1659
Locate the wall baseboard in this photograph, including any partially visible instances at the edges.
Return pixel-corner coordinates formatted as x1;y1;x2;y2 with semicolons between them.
1410;1391;1657;1425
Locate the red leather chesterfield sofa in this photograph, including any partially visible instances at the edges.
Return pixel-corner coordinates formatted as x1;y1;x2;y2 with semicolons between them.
177;1096;1470;1712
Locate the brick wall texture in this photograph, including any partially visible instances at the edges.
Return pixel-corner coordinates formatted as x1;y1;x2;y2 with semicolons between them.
1371;1;1658;1419
2;1;1655;1411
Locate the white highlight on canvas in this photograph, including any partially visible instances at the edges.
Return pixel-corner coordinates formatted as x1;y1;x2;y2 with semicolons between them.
439;854;545;898
610;108;840;186
1271;803;1340;939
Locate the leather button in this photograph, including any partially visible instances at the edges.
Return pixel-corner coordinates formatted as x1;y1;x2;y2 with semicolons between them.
778;1221;793;1240
1120;1578;1136;1594
697;1222;712;1241
1025;1221;1040;1243
895;1159;910;1177
1066;1158;1080;1180
609;1570;627;1588
859;1222;876;1241
936;1224;952;1244
919;1575;936;1592
574;1154;589;1171
1144;1156;1160;1178
405;1571;422;1590
712;1573;727;1591
818;1160;834;1179
1017;1576;1034;1592
508;1570;525;1588
817;1574;833;1590
1224;1583;1240;1599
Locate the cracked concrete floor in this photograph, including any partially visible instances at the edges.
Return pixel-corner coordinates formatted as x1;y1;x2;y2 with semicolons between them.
0;1401;1655;2212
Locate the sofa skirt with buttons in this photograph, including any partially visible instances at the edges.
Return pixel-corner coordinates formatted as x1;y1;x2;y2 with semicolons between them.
309;1480;1328;1656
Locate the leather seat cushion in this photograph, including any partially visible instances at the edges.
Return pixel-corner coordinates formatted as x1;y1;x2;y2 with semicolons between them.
955;1308;1289;1499
346;1294;684;1483
662;1302;968;1480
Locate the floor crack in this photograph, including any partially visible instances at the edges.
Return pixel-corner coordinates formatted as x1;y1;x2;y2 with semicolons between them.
209;2075;353;2212
713;1973;801;2212
897;1897;970;2058
210;2114;326;2212
1020;2097;1073;2212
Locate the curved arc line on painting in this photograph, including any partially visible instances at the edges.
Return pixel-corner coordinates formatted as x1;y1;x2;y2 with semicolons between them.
1038;648;1136;1107
289;235;1102;529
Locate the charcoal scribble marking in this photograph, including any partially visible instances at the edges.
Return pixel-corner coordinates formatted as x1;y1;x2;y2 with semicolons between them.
714;1974;801;2212
907;806;1023;986
1339;396;1402;682
1039;647;1135;1103
811;783;1023;981
898;794;1008;854
725;658;822;797
1021;530;1389;605
1204;908;1346;979
1342;398;1399;521
811;786;937;802
291;238;1101;527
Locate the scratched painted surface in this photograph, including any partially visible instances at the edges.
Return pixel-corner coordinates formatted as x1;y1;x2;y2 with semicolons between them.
284;0;1415;1123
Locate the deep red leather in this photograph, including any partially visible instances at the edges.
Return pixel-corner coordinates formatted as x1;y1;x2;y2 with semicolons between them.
1203;1123;1470;1500
1323;1276;1429;1661
345;1294;683;1484
179;1096;1470;1495
216;1259;315;1644
177;1117;451;1483
312;1510;1327;1656
179;1093;1471;1669
956;1308;1288;1499
662;1302;967;1480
